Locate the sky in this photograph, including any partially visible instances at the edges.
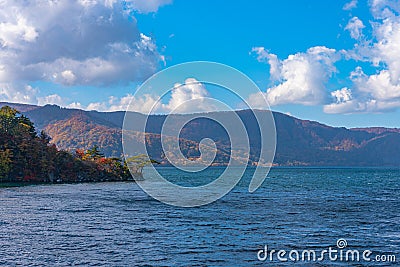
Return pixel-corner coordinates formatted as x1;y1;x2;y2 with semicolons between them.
0;0;400;127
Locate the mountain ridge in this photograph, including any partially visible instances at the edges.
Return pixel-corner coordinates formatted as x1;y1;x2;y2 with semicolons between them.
1;102;399;166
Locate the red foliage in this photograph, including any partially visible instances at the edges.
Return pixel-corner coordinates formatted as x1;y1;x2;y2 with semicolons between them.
75;149;85;159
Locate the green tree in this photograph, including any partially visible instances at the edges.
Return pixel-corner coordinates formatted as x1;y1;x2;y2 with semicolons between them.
0;149;12;182
125;154;160;178
86;145;104;160
0;106;18;134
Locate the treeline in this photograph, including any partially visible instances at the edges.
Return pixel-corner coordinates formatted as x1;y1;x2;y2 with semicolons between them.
0;106;132;183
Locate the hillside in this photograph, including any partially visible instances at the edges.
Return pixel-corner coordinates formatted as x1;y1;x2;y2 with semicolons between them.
0;102;40;112
2;102;399;166
0;106;131;183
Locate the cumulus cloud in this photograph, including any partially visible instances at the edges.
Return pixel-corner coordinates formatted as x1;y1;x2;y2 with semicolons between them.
351;67;400;100
122;78;215;114
323;87;361;114
250;0;400;114
331;87;353;103
0;83;37;104
67;102;85;110
109;94;160;113
0;0;162;85
70;78;215;114
0;16;38;46
125;0;172;13
345;17;365;39
37;94;65;106
67;94;153;113
251;47;281;80
0;0;165;105
326;0;400;113
251;46;339;106
372;15;400;83
0;83;69;108
343;0;358;10
163;78;214;113
370;0;400;19
325;68;400;114
324;96;400;114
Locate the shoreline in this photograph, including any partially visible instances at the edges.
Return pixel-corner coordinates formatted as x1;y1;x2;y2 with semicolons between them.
0;180;137;188
2;166;398;188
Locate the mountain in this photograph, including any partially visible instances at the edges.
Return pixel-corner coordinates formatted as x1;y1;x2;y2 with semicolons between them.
0;102;40;112
351;127;400;134
2;102;399;166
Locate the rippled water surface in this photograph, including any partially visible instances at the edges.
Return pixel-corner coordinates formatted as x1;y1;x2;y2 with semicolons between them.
0;167;399;266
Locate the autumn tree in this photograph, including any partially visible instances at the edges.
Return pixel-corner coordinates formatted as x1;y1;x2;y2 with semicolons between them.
0;106;133;184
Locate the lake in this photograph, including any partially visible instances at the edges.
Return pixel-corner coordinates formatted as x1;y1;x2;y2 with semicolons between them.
0;167;399;266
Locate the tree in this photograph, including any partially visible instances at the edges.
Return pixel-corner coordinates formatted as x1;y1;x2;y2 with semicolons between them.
39;130;51;144
0;106;52;182
125;154;160;178
17;115;36;137
0;149;12;182
86;145;104;160
0;106;19;134
75;149;85;159
0;106;134;184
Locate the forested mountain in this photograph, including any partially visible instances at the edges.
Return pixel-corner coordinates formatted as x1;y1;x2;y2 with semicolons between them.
1;102;399;166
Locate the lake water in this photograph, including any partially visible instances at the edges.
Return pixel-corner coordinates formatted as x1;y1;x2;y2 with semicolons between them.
0;167;399;266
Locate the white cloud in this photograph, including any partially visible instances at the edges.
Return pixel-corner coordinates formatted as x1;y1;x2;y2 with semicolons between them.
251;46;339;106
59;70;77;85
343;0;358;10
86;102;108;111
0;16;38;46
0;0;163;91
70;78;216;114
252;47;281;80
67;102;85;110
0;83;69;108
351;67;400;100
93;78;215;113
324;98;400;114
37;94;65;106
372;16;400;82
370;0;400;19
366;1;400;109
332;87;353;103
125;0;172;13
0;83;37;104
324;0;400;113
163;78;213;113
250;0;400;114
345;17;365;39
246;91;269;109
110;94;160;113
252;47;269;62
324;67;400;114
323;87;361;114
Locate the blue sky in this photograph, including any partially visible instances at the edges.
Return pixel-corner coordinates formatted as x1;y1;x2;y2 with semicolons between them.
0;0;399;127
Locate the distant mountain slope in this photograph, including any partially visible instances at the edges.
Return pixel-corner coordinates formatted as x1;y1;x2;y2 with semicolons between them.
351;127;400;134
43;112;123;157
2;102;399;166
0;102;40;112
